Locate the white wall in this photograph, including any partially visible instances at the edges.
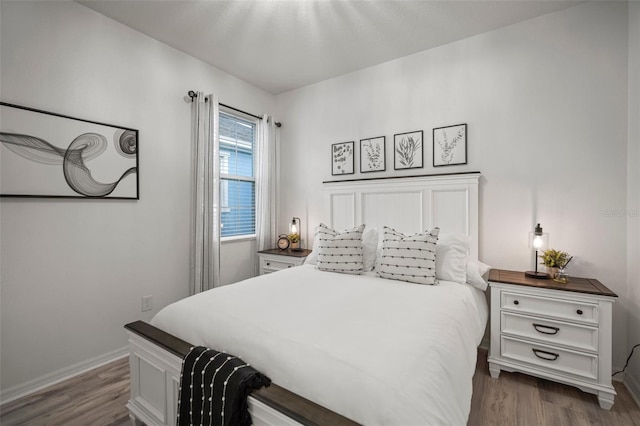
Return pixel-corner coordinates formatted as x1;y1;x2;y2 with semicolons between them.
0;1;275;394
277;1;630;367
626;0;640;398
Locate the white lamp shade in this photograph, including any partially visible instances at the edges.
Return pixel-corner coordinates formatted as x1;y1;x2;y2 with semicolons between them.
532;235;544;249
289;217;301;235
528;231;548;250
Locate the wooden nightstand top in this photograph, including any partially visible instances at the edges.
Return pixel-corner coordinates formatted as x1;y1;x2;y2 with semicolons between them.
258;248;313;258
488;269;617;298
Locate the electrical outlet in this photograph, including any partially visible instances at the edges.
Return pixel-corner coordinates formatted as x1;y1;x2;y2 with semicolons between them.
141;295;153;312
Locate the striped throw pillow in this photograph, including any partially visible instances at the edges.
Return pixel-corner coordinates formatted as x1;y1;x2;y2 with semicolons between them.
377;226;440;285
316;224;365;275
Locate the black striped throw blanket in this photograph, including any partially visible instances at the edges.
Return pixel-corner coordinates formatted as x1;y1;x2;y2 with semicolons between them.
177;346;271;426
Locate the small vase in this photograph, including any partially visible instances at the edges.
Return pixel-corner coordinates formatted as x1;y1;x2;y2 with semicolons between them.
553;267;569;284
546;266;558;279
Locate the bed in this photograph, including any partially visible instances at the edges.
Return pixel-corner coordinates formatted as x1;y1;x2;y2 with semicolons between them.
126;172;486;426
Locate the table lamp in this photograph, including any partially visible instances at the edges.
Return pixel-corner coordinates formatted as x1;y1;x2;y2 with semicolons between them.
289;217;302;252
525;223;549;279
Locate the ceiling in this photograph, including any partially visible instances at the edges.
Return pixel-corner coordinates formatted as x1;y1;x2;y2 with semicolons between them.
79;0;582;95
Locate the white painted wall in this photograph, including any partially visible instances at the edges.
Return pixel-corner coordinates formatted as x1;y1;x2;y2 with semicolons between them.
0;1;275;394
277;2;630;368
626;0;640;399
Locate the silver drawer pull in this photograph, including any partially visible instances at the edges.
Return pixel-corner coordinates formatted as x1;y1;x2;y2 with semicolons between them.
532;348;559;361
533;323;560;335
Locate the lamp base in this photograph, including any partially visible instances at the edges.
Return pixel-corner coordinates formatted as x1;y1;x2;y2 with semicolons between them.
525;271;550;279
290;248;303;252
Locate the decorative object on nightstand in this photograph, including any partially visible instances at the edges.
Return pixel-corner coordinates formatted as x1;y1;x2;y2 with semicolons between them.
276;234;290;250
257;248;312;275
540;248;573;284
289;217;302;251
487;269;618;410
525;223;549;279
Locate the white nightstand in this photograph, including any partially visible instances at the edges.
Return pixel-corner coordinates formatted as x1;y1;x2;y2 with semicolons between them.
257;248;312;275
488;269;618;409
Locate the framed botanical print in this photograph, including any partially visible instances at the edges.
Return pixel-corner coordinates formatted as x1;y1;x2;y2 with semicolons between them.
331;141;354;175
360;136;385;173
394;130;423;170
433;123;467;167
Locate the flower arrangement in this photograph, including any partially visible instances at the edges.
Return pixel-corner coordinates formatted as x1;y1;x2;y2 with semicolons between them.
539;249;572;268
287;233;300;243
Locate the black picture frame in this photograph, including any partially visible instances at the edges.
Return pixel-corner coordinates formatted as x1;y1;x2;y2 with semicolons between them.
393;130;423;170
0;102;139;199
331;141;354;175
433;123;467;167
359;136;385;173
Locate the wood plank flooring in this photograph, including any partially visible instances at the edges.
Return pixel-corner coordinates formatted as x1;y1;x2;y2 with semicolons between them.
1;349;638;425
469;349;640;426
0;357;131;426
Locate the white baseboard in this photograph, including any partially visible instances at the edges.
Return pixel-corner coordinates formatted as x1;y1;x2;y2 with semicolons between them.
0;346;129;406
625;371;640;408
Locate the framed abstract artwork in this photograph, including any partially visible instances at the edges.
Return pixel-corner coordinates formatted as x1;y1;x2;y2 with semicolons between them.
394;130;423;170
359;136;385;173
331;141;354;175
433;123;467;167
0;102;139;199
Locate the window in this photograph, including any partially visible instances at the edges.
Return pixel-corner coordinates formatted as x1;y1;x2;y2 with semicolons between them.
219;111;256;238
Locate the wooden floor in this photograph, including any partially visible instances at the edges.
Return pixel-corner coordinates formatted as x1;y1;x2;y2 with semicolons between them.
0;357;131;426
469;349;640;426
1;349;638;426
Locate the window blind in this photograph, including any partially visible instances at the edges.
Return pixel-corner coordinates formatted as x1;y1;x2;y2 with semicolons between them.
219;112;256;238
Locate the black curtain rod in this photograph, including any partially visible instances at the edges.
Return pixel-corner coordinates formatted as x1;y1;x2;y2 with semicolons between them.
222;103;262;120
187;90;281;127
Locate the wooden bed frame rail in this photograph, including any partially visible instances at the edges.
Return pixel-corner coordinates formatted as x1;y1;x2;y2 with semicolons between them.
124;321;359;426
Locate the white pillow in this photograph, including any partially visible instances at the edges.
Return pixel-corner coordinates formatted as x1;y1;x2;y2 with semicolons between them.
316;224;365;275
435;233;471;284
303;225;322;265
377;227;440;285
305;225;377;271
374;230;385;271
362;227;378;272
466;258;491;290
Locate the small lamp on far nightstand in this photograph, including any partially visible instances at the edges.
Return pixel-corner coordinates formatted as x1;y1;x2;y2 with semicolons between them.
525;223;550;279
289;217;303;252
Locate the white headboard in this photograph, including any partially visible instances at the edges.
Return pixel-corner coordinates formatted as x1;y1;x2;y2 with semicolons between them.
323;173;480;259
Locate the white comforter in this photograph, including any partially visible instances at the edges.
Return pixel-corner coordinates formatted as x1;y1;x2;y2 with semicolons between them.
152;265;488;426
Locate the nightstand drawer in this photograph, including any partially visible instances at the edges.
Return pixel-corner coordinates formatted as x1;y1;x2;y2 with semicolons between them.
261;258;296;271
501;312;598;352
258;249;311;276
502;291;598;324
501;336;598;380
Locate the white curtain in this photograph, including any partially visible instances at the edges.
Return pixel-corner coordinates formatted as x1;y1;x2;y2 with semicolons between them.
190;92;221;294
255;114;277;258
